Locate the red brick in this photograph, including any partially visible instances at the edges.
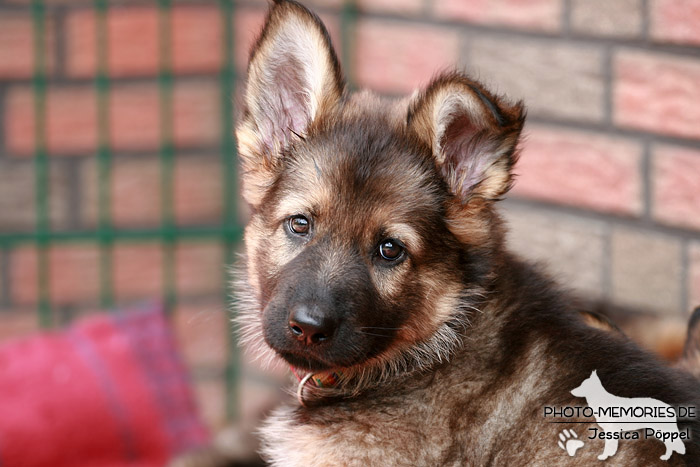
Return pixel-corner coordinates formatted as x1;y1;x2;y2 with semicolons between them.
5;80;220;155
176;242;224;297
0;310;39;344
315;13;342;52
110;81;221;150
233;8;342;73
65;6;222;78
0;13;55;79
6;86;97;155
434;0;561;32
173;301;229;369
354;19;459;93
172;7;223;73
11;245;100;306
233;8;267;72
113;243;163;300
614;50;700;140
690;243;700;309
512;125;643;215
65;8;155;78
652;145;700;231
651;0;700;46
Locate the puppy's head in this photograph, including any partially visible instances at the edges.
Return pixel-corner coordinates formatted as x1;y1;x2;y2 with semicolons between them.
237;0;524;377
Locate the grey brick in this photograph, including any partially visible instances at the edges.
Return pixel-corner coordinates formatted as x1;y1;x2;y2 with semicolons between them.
611;227;683;314
571;0;643;38
501;204;605;298
469;37;605;122
0;159;71;232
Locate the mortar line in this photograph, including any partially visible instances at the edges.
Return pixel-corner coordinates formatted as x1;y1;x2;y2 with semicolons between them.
561;0;572;37
54;6;68;79
0;87;6;158
681;240;690;315
64;157;84;230
602;220;613;301
602;45;614;127
641;137;653;222
0;247;11;309
0;73;230;93
640;0;651;43
422;0;432;19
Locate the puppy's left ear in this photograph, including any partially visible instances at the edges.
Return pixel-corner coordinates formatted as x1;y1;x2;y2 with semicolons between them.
237;0;344;206
407;73;525;202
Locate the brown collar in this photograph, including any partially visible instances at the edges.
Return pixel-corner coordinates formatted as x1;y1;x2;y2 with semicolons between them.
290;367;341;406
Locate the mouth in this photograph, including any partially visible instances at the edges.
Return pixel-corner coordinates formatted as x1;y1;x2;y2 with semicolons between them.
278;350;335;372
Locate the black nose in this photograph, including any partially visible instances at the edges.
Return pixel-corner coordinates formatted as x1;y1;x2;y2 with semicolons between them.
288;304;336;345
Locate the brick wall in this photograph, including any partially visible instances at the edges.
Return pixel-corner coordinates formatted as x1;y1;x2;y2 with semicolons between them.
0;0;699;431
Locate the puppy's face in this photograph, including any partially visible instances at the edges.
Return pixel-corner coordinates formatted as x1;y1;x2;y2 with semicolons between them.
237;1;524;374
246;119;468;372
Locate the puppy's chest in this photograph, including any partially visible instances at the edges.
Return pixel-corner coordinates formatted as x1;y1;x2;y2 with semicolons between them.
258;382;507;466
261;401;459;466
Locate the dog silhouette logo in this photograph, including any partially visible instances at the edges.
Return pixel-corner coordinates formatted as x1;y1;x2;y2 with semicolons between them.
570;370;686;461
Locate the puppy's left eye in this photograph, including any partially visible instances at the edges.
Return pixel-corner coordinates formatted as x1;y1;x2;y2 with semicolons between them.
378;239;404;261
288;215;310;235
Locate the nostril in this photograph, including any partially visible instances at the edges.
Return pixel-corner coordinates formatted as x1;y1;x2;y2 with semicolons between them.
288;304;336;345
310;332;328;343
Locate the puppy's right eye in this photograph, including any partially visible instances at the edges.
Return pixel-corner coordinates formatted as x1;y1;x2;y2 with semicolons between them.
379;239;404;261
288;215;310;236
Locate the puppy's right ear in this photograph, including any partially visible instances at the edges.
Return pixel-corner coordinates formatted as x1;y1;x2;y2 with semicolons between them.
237;0;344;206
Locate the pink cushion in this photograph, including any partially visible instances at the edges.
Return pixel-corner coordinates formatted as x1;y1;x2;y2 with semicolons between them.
0;305;209;466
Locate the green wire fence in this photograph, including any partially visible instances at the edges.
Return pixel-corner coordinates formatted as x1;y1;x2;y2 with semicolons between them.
0;0;357;424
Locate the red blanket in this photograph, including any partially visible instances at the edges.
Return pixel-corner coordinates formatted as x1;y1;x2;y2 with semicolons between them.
0;305;209;466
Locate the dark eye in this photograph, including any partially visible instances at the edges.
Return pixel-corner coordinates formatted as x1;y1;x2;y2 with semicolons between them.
288;215;310;235
379;239;404;261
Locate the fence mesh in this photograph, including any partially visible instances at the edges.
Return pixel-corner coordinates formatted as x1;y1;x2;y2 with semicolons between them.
0;0;356;424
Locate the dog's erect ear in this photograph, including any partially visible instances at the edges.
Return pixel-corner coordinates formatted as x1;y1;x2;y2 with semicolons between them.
407;73;525;202
237;0;344;206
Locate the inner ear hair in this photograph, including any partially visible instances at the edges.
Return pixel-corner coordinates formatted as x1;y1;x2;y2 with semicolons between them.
241;0;344;155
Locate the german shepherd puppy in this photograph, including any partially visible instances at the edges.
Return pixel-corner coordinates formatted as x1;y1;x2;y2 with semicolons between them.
235;1;700;465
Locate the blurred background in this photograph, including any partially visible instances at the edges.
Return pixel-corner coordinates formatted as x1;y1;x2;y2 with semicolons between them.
0;0;699;461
